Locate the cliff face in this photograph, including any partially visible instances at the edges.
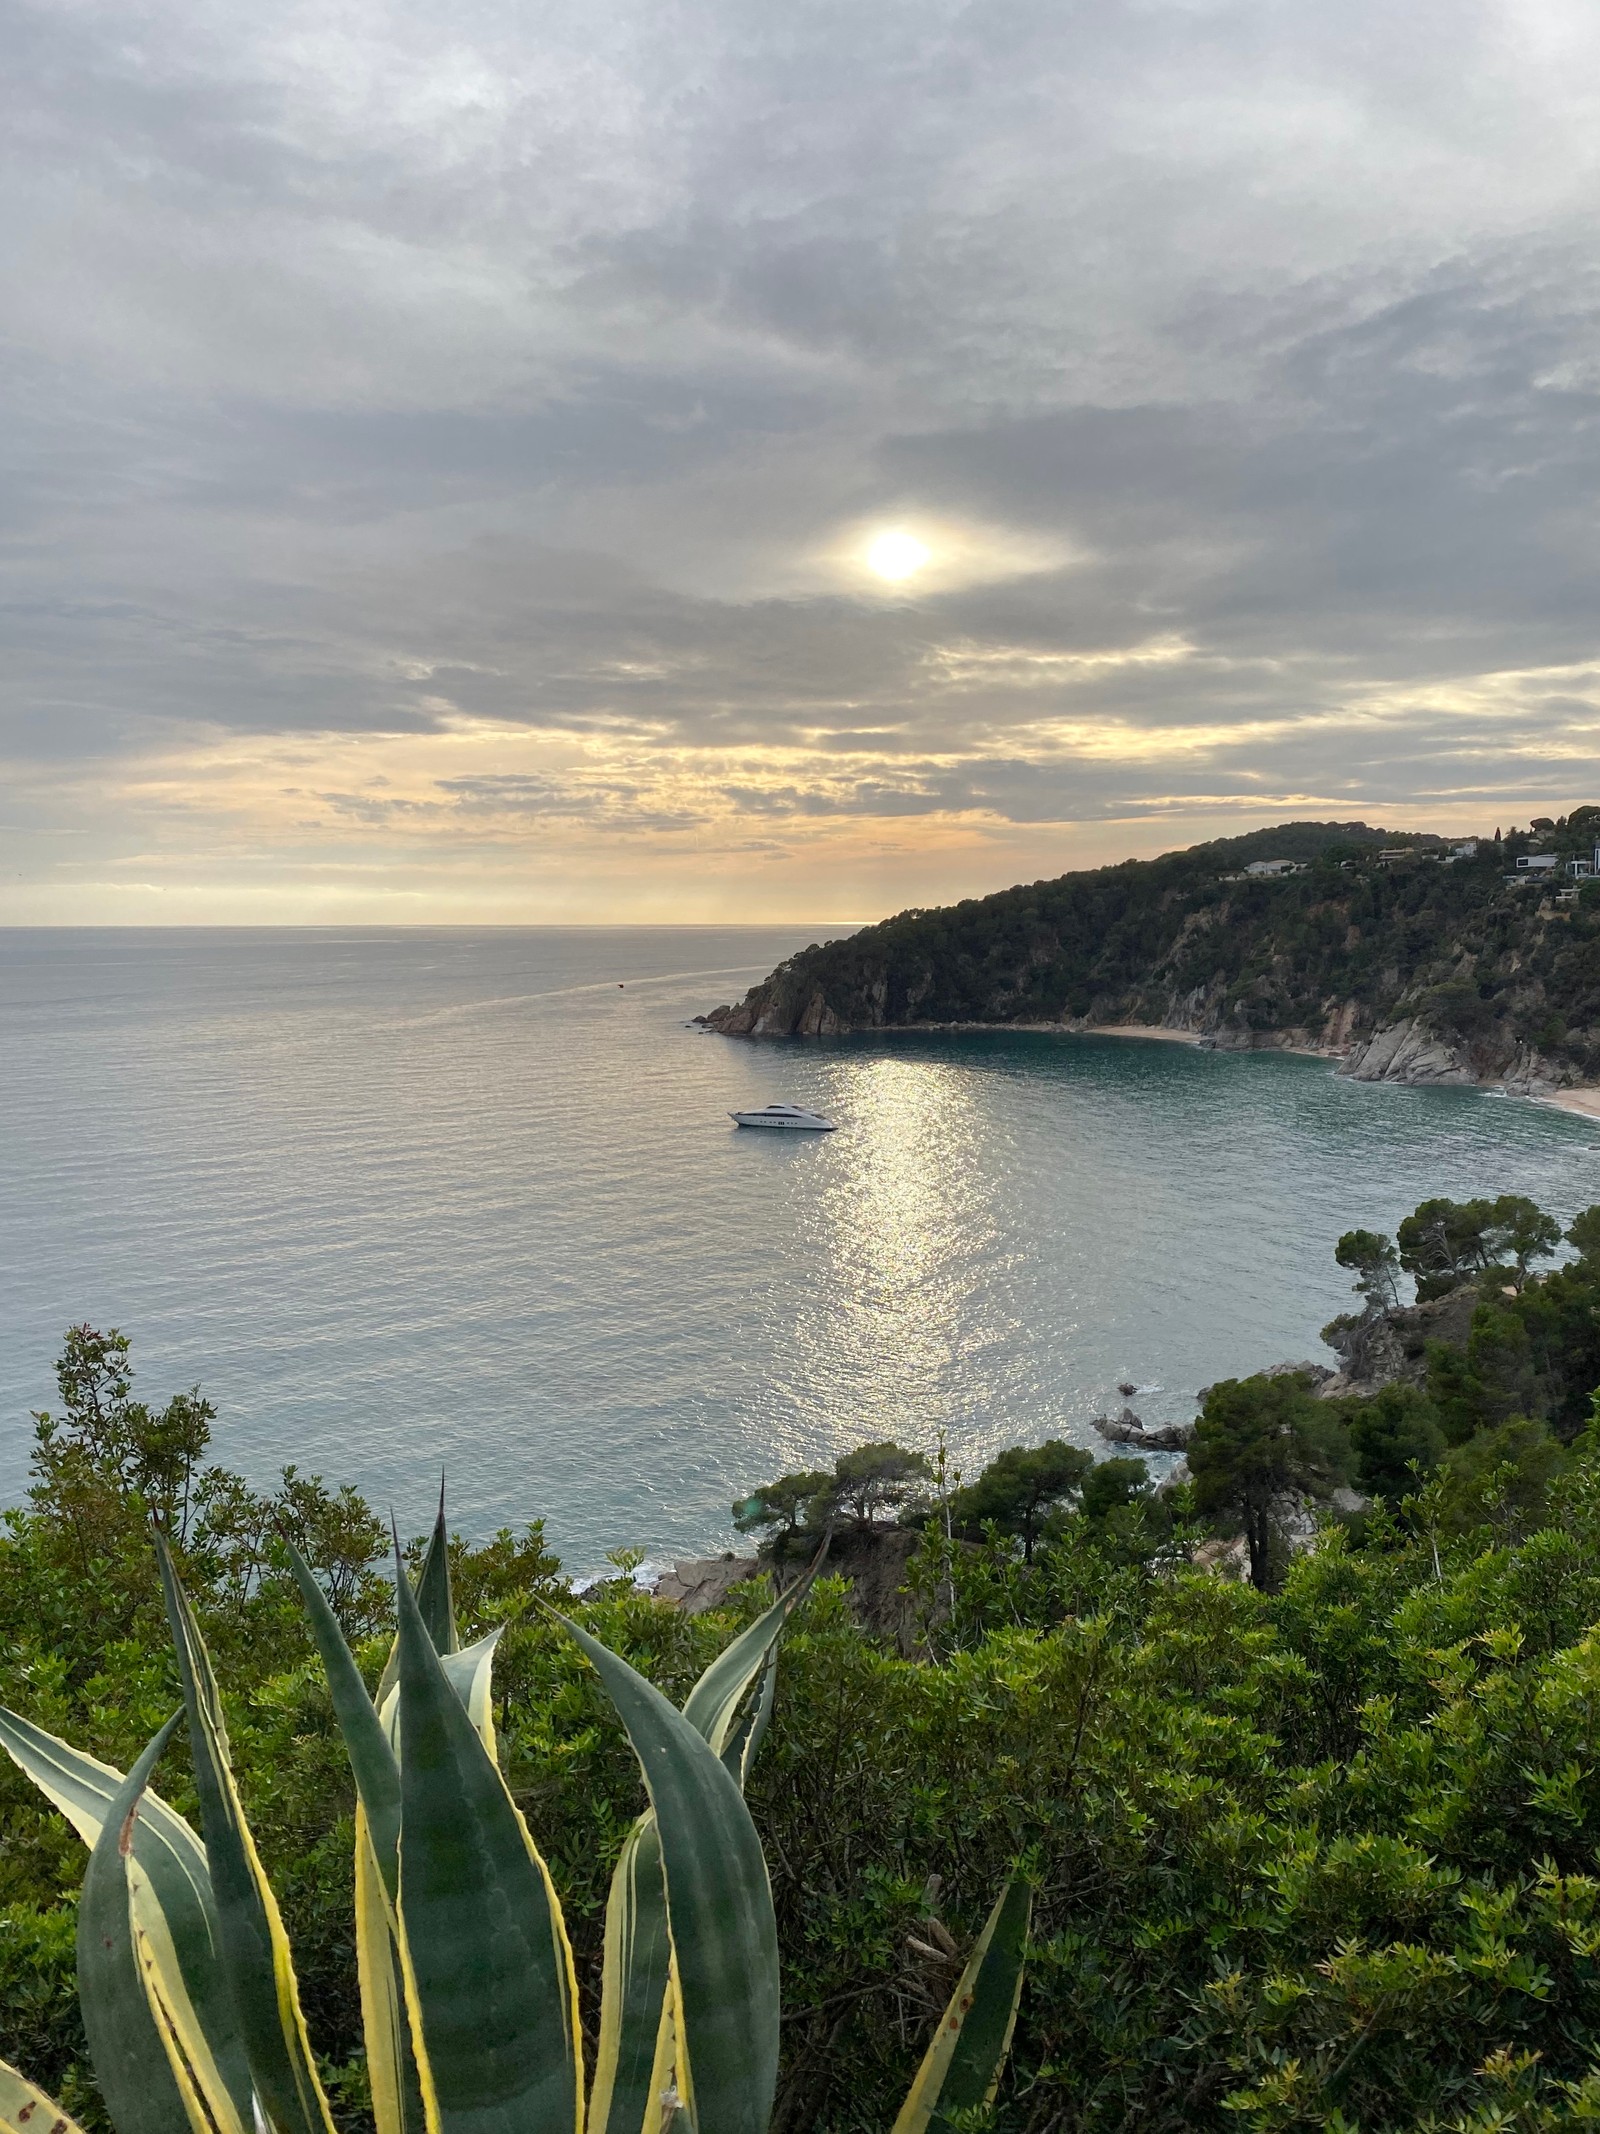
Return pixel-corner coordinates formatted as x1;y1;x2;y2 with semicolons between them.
1320;1283;1482;1399
701;817;1600;1091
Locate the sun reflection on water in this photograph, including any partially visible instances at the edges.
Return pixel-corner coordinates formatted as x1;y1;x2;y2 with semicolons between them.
776;1055;1011;1459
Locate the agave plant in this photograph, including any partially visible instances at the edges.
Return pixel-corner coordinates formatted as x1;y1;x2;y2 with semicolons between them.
0;1511;1029;2134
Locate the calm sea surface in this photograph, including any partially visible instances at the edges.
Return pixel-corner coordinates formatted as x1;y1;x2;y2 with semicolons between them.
2;927;1598;1573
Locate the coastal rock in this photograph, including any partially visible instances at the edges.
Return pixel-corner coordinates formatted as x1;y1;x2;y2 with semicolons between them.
1320;1283;1480;1399
822;1526;926;1652
1340;1018;1575;1096
654;1529;930;1649
1341;1018;1475;1086
1192;1533;1250;1576
1092;1407;1194;1451
651;1554;762;1613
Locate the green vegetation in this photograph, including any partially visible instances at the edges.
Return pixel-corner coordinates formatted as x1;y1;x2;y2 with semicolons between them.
947;1442;1092;1561
731;1445;935;1557
1396;1195;1562;1301
12;1181;1600;2133
0;1374;1025;2134
705;812;1600;1079
1334;1229;1402;1311
1188;1372;1352;1589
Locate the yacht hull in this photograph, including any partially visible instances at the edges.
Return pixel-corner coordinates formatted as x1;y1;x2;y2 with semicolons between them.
730;1110;836;1130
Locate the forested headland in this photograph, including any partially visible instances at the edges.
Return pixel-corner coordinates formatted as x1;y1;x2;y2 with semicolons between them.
700;811;1600;1095
8;1188;1600;2132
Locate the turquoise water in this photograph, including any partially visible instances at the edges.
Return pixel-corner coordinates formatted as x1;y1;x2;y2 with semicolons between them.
2;927;1598;1573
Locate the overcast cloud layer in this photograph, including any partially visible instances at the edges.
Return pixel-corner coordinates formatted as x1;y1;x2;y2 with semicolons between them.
4;0;1600;920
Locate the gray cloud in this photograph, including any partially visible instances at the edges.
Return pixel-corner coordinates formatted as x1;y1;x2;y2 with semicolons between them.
4;0;1600;914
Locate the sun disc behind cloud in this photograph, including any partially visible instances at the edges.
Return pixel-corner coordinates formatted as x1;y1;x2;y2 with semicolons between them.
807;514;1078;600
866;529;931;582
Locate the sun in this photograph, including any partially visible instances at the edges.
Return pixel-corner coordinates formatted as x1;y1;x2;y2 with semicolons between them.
865;529;931;583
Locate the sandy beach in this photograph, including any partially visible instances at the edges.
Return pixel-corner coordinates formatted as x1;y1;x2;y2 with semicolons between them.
1542;1087;1600;1120
1089;1023;1203;1045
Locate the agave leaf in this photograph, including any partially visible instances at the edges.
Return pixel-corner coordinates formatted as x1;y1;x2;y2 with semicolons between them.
128;1863;252;2134
414;1488;459;1658
354;1806;425;2134
376;1496;459;1710
719;1648;777;1790
891;1876;1032;2134
364;1611;500;2134
283;1542;434;2134
378;1631;502;1765
283;1543;402;1898
680;1555;820;1766
76;1714;197;2134
0;1708;254;2134
587;1816;672;2134
154;1530;336;2134
0;2054;89;2134
371;1630;501;2134
555;1616;779;2134
590;1565;812;2134
392;1542;582;2134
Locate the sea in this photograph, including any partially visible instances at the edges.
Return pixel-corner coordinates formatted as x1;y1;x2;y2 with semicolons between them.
2;927;1598;1577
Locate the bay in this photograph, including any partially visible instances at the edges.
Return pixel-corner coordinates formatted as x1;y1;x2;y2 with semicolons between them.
1;925;1597;1575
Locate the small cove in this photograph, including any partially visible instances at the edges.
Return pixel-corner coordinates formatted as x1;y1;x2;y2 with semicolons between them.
2;925;1597;1573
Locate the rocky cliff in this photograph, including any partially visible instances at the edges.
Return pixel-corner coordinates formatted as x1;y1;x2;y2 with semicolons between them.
702;816;1600;1093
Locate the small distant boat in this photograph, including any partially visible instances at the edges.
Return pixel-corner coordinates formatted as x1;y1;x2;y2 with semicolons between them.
730;1103;837;1132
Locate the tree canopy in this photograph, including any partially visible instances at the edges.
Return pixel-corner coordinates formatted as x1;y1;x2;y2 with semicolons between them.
820;1441;933;1528
1333;1228;1401;1310
948;1440;1092;1559
1397;1194;1561;1299
1188;1372;1351;1588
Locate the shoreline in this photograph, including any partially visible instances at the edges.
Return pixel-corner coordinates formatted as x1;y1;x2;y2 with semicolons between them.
1085;1023;1203;1046
715;1014;1598;1114
1539;1087;1600;1120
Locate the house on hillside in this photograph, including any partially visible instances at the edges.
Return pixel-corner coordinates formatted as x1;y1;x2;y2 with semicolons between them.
1242;858;1302;878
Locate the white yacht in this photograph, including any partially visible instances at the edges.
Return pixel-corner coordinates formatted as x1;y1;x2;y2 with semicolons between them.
729;1102;837;1132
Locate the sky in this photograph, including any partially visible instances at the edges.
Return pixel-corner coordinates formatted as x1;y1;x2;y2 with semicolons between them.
4;0;1600;924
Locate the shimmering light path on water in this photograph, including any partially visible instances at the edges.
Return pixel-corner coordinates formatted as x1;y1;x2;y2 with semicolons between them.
2;928;1597;1572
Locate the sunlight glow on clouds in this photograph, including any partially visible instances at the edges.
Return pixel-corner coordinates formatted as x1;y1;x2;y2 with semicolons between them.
866;531;931;583
4;0;1600;921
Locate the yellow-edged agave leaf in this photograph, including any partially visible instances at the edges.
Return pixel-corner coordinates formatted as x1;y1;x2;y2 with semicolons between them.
379;1632;502;1767
0;1708;254;2134
680;1559;818;1767
128;1860;251;2134
285;1541;481;2134
393;1546;582;2134
720;1645;776;1791
376;1499;459;1711
154;1532;336;2134
0;2054;88;2134
284;1548;420;2134
354;1807;424;2134
284;1544;403;1896
890;1876;1032;2134
587;1816;672;2134
556;1617;779;2134
590;1560;811;2134
76;1714;199;2134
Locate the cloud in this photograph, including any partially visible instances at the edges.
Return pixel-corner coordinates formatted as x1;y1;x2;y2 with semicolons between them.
4;0;1600;919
